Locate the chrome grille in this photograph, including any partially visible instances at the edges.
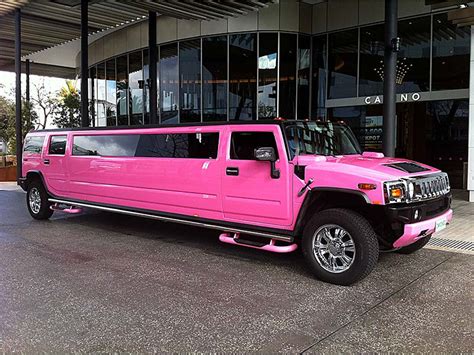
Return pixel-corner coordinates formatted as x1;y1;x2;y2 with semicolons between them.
410;173;450;202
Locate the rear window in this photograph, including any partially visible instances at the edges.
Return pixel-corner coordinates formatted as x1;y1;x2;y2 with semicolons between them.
72;133;219;159
23;135;45;154
48;135;67;155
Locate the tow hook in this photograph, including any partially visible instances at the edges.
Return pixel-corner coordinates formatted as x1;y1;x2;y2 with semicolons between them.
298;178;314;197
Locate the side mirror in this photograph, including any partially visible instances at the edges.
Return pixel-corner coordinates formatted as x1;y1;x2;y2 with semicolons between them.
254;147;276;162
254;147;280;179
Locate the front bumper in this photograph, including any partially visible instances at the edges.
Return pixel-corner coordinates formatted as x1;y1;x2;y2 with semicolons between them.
393;209;453;248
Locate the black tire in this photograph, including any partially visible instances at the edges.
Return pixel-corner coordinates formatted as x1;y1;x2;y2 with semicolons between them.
302;208;379;286
26;179;54;220
396;234;432;254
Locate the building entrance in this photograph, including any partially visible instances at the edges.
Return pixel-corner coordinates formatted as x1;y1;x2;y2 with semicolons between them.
329;99;469;189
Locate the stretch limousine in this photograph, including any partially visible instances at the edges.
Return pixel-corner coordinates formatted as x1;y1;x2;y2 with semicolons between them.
20;120;452;285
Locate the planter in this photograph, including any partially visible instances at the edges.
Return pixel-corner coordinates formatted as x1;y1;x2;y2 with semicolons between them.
0;166;17;181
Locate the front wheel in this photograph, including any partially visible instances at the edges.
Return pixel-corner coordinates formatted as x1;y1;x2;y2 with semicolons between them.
302;208;379;286
26;180;54;220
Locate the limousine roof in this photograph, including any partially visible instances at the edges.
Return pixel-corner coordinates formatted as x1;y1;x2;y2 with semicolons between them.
32;119;291;133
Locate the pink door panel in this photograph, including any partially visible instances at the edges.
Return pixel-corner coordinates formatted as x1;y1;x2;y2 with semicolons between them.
221;125;293;228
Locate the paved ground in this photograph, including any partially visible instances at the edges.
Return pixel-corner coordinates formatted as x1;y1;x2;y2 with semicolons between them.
0;183;473;352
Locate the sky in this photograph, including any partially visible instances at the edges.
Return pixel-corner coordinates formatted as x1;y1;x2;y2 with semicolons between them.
0;70;69;128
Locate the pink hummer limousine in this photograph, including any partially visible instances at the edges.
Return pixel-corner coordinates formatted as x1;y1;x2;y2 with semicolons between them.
20;120;452;285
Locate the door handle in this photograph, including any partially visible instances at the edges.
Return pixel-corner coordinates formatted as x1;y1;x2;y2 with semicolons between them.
226;167;239;176
43;159;50;165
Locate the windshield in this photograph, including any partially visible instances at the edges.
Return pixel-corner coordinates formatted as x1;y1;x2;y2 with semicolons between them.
284;121;362;157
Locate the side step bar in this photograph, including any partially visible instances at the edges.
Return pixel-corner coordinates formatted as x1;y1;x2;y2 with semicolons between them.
50;203;83;214
48;198;294;243
219;233;298;253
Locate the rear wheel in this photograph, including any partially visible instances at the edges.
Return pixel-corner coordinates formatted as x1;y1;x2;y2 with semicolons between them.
397;234;432;254
26;179;53;220
302;208;379;286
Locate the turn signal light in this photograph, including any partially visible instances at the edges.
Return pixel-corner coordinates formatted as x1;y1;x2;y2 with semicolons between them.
390;187;404;198
358;183;377;190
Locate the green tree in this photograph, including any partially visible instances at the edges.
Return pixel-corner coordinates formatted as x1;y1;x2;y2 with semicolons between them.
0;97;39;154
53;80;81;128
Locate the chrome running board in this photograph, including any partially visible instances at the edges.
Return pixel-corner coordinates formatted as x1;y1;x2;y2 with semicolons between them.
48;198;294;243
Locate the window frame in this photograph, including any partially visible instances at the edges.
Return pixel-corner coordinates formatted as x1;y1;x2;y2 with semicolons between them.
23;135;46;155
229;131;279;161
47;135;68;156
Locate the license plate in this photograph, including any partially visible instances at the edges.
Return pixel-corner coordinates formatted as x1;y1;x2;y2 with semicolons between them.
435;218;447;232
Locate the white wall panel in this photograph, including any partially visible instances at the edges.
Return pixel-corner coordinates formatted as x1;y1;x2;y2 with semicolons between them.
312;2;327;34
201;18;228;36
258;1;279;31
229;11;257;32
280;0;299;32
328;0;358;31
178;18;201;40
157;16;178;44
299;2;312;34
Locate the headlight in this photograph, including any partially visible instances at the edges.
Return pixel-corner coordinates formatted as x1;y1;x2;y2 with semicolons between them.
384;180;407;203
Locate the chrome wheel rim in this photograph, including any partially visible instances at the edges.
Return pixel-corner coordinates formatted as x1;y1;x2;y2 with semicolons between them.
312;224;356;274
29;187;41;214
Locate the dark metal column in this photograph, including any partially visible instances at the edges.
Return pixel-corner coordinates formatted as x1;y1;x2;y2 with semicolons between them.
148;11;158;124
383;0;398;157
26;59;30;114
80;0;89;127
15;8;22;183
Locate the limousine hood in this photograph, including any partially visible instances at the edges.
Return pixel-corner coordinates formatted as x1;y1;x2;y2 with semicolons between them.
296;154;442;204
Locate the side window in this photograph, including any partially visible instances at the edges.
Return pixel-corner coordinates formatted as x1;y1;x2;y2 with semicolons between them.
23;135;45;154
136;133;219;159
73;135;139;156
48;135;67;155
230;132;278;160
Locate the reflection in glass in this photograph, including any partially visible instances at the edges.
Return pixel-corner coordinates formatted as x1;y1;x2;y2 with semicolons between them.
106;59;116;126
88;67;96;126
203;36;227;121
160;43;179;124
180;39;201;122
143;49;150;125
328;30;358;99
229;33;257;120
359;24;384;96
311;35;327;120
432;13;470;90
279;33;297;119
297;35;310;120
129;51;143;125
258;33;278;119
96;63;106;127
116;55;129;126
397;16;430;93
425;100;468;188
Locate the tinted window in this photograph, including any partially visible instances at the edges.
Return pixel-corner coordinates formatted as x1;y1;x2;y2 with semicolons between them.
258;33;278;118
203;36;228;121
23;136;45;154
179;40;201;122
279;33;297;119
359;24;384;96
160;43;179;124
298;35;311;120
229;34;257;120
136;133;219;159
311;35;327;120
432;13;470;91
49;136;67;155
397;16;430;94
73;135;139;156
72;133;219;159
328;30;358;99
230;132;278;160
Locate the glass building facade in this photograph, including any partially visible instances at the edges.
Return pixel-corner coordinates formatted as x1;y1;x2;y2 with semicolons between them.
88;12;470;188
